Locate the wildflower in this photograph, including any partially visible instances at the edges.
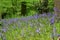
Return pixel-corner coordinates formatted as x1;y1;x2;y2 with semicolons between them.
8;19;14;24
47;12;52;17
36;29;39;33
33;14;39;19
53;7;60;12
36;28;40;33
21;17;26;20
13;18;19;22
41;13;47;17
2;28;7;32
50;16;55;25
29;16;34;19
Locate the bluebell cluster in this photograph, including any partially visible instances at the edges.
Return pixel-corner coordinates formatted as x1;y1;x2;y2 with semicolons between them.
0;12;56;32
54;7;60;12
0;12;59;40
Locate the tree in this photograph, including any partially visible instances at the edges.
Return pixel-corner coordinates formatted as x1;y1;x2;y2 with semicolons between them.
11;0;17;14
54;0;60;18
21;1;27;16
0;7;7;19
42;0;49;13
0;11;1;19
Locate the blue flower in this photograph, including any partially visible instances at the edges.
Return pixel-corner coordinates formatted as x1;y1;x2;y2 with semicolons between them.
42;13;47;17
13;18;19;22
2;28;7;32
33;14;39;19
36;28;40;33
47;12;52;17
50;16;55;25
8;19;14;24
54;7;60;12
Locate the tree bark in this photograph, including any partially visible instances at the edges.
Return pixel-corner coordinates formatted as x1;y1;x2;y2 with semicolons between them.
40;0;49;13
21;1;27;16
54;0;60;18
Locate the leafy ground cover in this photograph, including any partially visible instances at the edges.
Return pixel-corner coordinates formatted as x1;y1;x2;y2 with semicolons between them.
0;13;60;40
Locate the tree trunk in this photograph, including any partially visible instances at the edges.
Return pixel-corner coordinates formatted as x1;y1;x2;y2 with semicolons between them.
0;13;1;20
41;0;49;13
54;0;60;18
21;1;27;16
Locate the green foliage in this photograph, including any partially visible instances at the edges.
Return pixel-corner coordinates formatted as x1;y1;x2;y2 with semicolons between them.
0;0;54;19
48;0;54;12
